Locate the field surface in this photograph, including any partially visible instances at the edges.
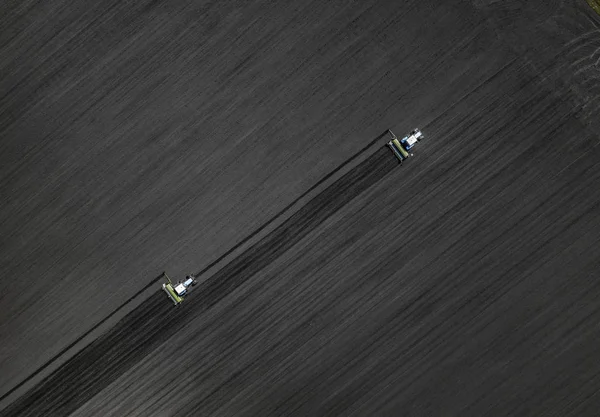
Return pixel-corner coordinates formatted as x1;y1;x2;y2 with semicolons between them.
1;0;600;415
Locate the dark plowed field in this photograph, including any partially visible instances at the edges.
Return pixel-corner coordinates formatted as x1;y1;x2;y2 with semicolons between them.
1;0;600;416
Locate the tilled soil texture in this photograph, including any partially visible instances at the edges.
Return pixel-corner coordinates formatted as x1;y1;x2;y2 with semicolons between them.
1;0;600;416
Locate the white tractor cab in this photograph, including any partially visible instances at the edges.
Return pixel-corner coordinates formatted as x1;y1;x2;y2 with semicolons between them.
162;272;197;305
387;128;423;164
